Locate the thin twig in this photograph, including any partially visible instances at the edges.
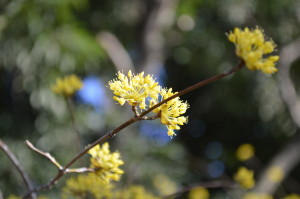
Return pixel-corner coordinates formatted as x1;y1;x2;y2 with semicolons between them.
23;60;244;198
66;167;98;173
139;59;245;118
131;106;139;117
140;114;160;120
0;139;37;199
25;140;62;170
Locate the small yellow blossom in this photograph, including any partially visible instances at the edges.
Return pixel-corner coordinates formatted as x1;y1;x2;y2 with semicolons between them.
63;172;113;199
52;74;83;96
227;27;279;74
282;194;300;199
267;166;284;183
236;143;255;161
153;174;177;195
188;187;210;199
234;167;255;189
115;185;159;199
243;192;274;199
109;70;160;109
88;142;124;183
150;88;189;137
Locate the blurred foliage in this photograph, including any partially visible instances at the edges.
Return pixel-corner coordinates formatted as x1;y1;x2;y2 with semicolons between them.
1;0;300;198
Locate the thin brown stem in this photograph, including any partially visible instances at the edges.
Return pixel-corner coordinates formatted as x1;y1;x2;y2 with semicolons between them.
139;59;245;118
25;140;63;170
66;98;82;152
131;106;139;117
0;139;37;199
23;60;244;198
23;116;139;198
66;167;98;173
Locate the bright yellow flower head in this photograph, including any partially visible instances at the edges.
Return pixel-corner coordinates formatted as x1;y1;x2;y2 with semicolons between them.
267;166;285;183
283;194;300;199
227;27;279;74
52;74;83;96
243;192;274;199
109;70;160;109
63;173;113;199
88;142;124;183
188;187;210;199
236;143;255;161
234;167;255;189
150;88;189;137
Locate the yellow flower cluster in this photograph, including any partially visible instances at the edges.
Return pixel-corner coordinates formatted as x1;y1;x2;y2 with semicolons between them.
188;187;210;199
243;192;274;199
109;70;189;137
88;142;124;183
150;88;189;137
63;173;113;199
63;174;159;199
234;167;255;189
52;74;83;96
236;143;255;161
228;27;279;74
109;70;160;109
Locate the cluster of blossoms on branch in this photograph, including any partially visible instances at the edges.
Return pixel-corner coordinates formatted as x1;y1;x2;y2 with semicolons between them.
88;142;124;183
109;70;189;137
227;27;279;74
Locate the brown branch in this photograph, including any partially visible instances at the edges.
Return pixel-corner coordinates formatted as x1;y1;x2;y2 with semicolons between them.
139;59;245;118
23;60;244;198
25;140;62;170
0;139;36;199
131;106;139;117
66;167;97;173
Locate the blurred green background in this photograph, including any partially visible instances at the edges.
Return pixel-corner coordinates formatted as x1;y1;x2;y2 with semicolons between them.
1;0;300;198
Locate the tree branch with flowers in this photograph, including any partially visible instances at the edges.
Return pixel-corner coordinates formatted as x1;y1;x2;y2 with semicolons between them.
2;27;288;199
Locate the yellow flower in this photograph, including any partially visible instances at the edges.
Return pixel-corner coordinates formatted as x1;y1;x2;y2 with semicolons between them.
52;74;83;96
234;167;255;189
282;194;300;199
188;187;210;199
236;143;255;161
267;166;284;183
62;172;113;199
227;27;279;74
152;174;177;196
150;88;189;137
88;142;124;183
109;70;160;109
243;192;274;199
